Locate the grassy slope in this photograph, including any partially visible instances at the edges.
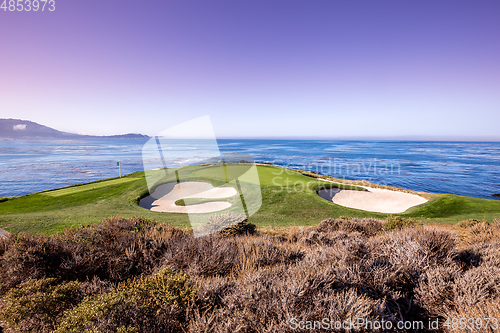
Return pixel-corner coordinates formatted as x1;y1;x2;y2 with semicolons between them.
0;164;499;234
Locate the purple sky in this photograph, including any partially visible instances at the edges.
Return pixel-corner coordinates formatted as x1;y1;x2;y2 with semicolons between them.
1;0;499;139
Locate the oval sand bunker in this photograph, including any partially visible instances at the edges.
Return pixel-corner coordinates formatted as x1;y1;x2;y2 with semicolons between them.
318;187;427;214
140;181;237;213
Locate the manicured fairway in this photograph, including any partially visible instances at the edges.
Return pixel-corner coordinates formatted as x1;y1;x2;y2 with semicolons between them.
42;177;140;197
0;164;499;234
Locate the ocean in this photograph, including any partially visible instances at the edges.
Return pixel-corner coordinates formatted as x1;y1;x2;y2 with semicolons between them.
1;138;499;199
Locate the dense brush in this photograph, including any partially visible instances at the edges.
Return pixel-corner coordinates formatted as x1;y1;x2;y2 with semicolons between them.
1;216;499;332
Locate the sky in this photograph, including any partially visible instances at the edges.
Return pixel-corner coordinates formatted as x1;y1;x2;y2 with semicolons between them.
1;0;499;139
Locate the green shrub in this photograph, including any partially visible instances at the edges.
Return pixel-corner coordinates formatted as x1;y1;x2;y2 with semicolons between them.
0;197;10;203
53;267;196;333
384;215;422;231
0;278;81;333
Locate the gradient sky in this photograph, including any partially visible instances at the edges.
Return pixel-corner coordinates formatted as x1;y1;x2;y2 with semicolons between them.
1;0;499;139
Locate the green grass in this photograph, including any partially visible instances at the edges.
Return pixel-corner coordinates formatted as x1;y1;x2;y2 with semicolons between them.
174;198;230;206
1;164;500;234
41;178;140;197
404;194;500;223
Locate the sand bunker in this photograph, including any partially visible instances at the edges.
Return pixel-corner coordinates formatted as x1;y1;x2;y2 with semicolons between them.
0;228;9;238
318;187;427;214
140;181;237;213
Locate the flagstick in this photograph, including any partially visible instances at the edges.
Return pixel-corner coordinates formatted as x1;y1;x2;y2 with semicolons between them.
175;170;183;199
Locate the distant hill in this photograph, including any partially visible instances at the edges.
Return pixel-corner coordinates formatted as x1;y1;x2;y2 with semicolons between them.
0;119;149;139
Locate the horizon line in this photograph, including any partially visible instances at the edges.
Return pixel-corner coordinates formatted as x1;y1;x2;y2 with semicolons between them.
214;135;500;142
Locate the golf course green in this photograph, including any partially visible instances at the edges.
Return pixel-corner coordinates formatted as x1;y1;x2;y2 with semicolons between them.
1;164;499;234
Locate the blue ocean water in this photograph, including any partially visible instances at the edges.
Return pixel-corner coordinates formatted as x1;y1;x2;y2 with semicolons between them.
1;138;499;199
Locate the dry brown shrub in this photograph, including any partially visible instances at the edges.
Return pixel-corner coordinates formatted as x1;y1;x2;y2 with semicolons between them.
453;247;483;269
294;217;383;247
444;300;500;333
2;216;500;332
372;227;456;268
188;262;386;333
384;214;422;230
473;242;500;267
0;232;70;295
79;276;112;297
371;230;431;270
159;234;240;277
453;265;500;310
0;217;187;295
458;218;482;228
412;228;458;263
313;217;385;237
322;232;369;263
461;221;500;245
415;265;461;317
195;213;256;237
236;235;303;273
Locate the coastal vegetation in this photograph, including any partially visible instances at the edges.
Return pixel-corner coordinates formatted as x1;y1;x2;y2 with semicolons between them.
1;216;499;332
1;164;500;234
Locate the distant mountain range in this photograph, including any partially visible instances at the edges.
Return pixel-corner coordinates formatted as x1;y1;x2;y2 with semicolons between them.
0;119;150;139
